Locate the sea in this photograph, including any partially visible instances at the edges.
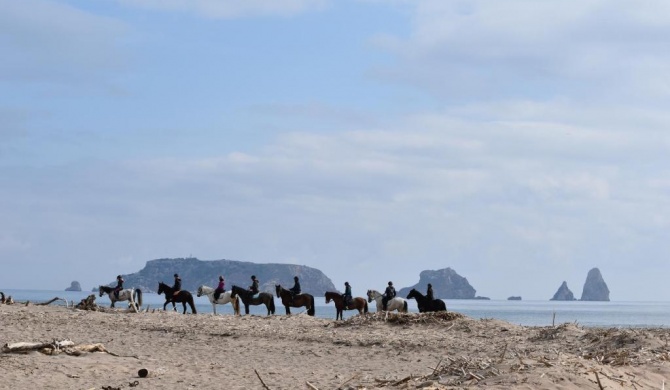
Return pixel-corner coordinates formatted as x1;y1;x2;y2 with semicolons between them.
2;289;668;328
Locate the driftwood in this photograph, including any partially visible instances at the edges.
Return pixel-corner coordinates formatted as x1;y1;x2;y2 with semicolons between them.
36;297;68;307
2;339;138;358
254;369;271;390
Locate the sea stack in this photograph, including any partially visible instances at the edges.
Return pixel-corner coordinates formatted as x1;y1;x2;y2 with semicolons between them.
550;281;575;301
580;267;610;301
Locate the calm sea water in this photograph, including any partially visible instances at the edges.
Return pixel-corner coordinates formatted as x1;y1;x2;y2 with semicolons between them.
2;289;669;328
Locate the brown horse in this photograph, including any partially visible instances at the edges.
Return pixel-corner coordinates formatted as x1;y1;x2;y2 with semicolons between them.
325;291;368;320
275;285;315;316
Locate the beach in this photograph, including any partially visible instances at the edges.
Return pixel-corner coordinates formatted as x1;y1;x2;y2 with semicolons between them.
1;303;669;390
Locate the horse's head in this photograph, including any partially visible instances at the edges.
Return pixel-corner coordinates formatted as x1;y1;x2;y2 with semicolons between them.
366;290;373;302
407;288;419;300
196;286;203;297
275;284;282;296
98;286;104;297
157;282;165;295
325;291;333;304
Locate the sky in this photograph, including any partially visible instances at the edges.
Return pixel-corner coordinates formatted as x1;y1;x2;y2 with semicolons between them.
1;0;669;300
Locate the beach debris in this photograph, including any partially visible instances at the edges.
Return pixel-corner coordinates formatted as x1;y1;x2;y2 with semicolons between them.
254;368;272;390
334;311;463;328
138;368;149;378
2;339;138;359
36;297;68;307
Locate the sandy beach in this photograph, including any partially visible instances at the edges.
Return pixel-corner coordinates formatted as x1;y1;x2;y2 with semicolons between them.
1;302;669;390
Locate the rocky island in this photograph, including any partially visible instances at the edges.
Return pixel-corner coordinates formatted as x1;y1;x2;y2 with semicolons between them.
105;257;337;295
550;281;575;301
397;268;479;299
65;281;82;292
580;267;610;301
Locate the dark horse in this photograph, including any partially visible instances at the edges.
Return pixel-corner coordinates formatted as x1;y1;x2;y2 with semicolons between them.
275;285;315;316
157;282;197;314
406;289;446;312
230;285;275;315
325;291;368;320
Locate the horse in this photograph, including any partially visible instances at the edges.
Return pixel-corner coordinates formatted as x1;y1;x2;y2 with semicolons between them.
366;289;408;313
275;285;315;316
157;282;197;314
196;285;240;315
406;288;447;312
99;285;143;310
325;291;368;320
230;285;275;316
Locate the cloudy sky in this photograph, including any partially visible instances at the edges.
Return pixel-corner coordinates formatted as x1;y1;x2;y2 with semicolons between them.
1;0;669;300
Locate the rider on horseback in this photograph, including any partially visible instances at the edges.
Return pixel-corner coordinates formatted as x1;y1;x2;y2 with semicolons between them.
382;281;396;310
249;275;259;294
289;276;301;304
426;283;434;301
172;274;182;296
214;276;225;300
343;282;352;308
114;275;124;298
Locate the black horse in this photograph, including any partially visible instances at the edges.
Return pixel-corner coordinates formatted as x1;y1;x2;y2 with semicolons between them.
230;285;275;315
157;282;197;314
275;285;315;316
406;288;446;312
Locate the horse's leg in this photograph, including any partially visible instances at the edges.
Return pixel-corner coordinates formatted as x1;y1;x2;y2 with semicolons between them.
110;299;115;308
212;301;217;315
163;300;169;311
285;305;290;315
182;302;187;314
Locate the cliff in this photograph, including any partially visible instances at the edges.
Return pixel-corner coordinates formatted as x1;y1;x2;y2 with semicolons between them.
580;267;610;301
397;268;477;299
103;257;337;295
550;281;575;301
65;281;82;292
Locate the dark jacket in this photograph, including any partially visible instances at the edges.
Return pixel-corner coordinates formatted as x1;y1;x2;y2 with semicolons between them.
173;278;182;292
290;281;301;295
426;286;434;301
115;279;124;290
384;286;396;299
249;279;259;294
343;285;352;298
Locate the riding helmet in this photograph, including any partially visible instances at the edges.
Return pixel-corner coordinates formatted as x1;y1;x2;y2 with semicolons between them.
174;273;179;278
251;275;256;279
388;281;393;286
219;276;224;281
117;275;122;279
345;282;349;286
294;276;299;280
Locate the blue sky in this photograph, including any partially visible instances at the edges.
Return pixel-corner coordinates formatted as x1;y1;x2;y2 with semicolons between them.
1;0;669;300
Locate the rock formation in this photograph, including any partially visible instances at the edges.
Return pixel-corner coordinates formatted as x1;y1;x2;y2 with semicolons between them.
550;281;575;301
104;257;337;295
65;281;82;292
507;296;522;301
397;268;477;299
580;267;610;301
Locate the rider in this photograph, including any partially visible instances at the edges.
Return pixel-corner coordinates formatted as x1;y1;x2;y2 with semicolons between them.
249;275;259;295
214;275;225;301
172;273;182;296
426;283;434;301
343;281;352;308
113;275;124;298
289;276;301;304
382;281;396;311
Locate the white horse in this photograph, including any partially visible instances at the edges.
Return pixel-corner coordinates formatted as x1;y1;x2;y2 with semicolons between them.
367;289;408;313
99;285;142;310
197;285;240;315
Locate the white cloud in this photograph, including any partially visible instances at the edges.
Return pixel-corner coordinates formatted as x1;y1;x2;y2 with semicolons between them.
116;0;329;18
0;0;128;84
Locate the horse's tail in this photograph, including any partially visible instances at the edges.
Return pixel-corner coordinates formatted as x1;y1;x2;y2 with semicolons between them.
364;300;368;314
233;295;240;315
134;289;143;307
402;301;408;313
269;295;275;314
189;295;197;314
307;295;315;316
